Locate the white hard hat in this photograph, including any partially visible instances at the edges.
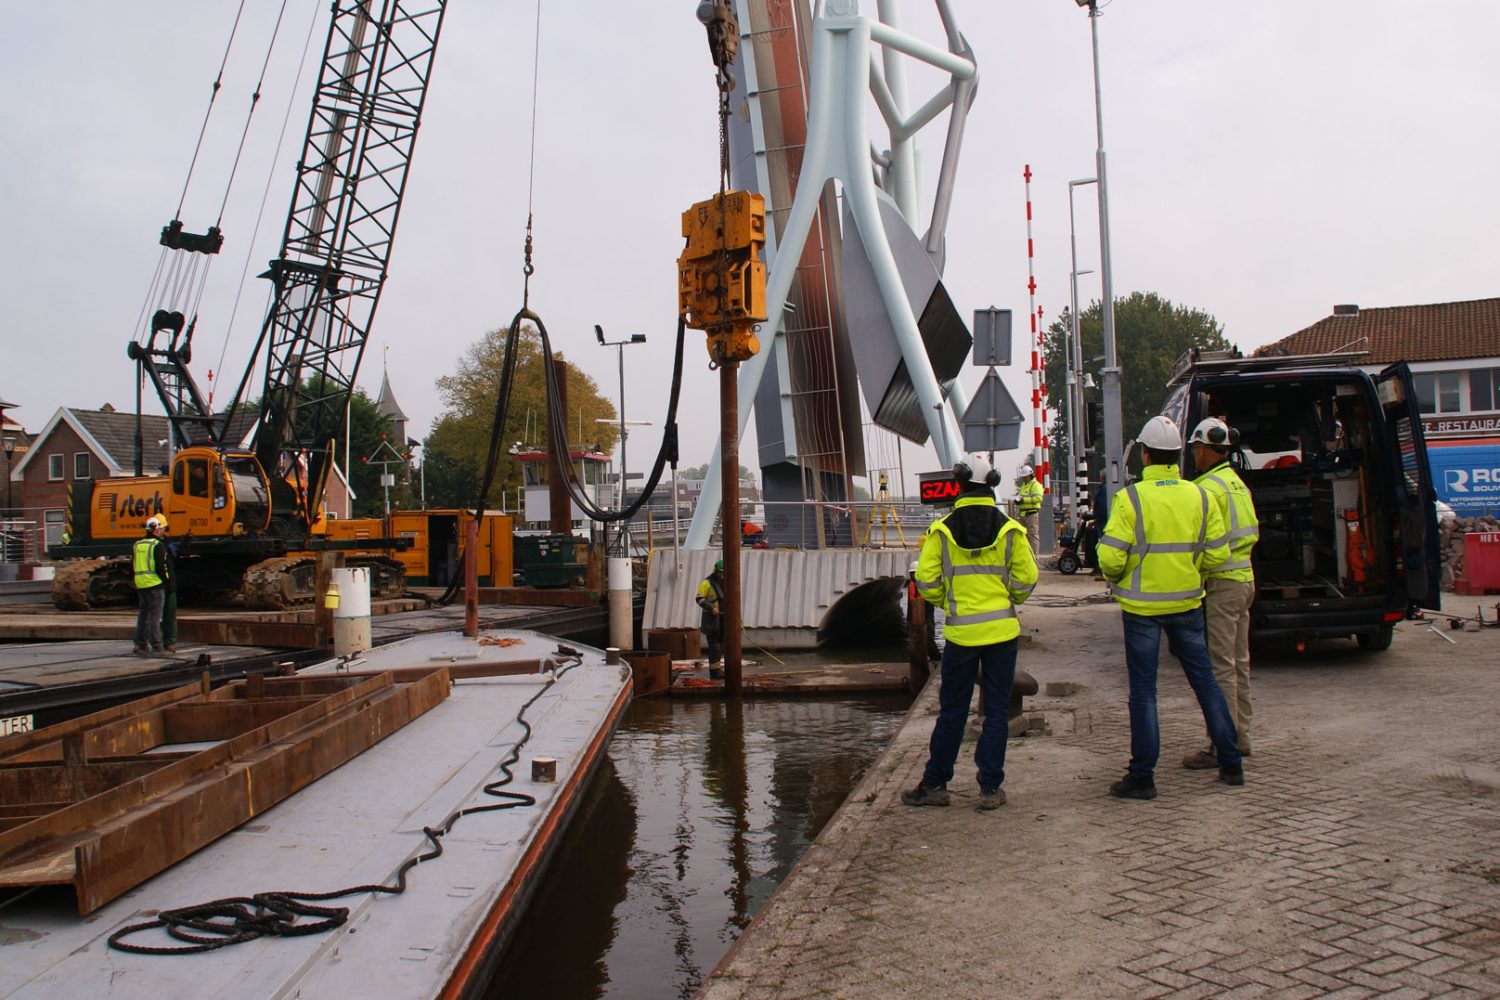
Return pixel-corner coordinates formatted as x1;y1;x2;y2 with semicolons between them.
1138;415;1183;450
145;515;168;531
1016;464;1034;479
1189;417;1239;448
952;453;1001;488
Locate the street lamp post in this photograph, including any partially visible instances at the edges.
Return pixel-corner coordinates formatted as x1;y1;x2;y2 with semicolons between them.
594;326;647;554
3;436;15;565
1067;178;1097;525
1077;0;1123;500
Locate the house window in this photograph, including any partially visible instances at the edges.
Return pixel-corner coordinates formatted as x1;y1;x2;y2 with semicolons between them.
44;509;66;549
48;454;64;481
1414;372;1463;415
1472;368;1500;413
73;452;90;480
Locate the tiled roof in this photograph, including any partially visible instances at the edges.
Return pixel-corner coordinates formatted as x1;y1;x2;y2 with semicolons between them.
1254;298;1500;364
71;409;172;472
376;371;409;423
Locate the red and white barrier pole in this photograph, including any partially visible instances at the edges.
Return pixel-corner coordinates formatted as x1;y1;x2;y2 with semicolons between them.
1023;166;1047;492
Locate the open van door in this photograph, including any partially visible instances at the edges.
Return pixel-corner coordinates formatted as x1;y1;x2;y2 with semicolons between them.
1376;363;1442;609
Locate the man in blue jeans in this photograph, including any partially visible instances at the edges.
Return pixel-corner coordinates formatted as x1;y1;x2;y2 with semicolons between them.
902;454;1038;811
1098;417;1244;799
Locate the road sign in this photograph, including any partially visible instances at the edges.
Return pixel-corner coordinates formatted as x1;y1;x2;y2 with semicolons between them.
961;369;1024;453
972;308;1013;367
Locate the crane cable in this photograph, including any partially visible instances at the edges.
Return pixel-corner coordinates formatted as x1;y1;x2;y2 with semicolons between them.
174;0;248;221
435;0;684;605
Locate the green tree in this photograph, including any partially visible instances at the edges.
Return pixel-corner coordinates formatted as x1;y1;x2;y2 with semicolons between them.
424;325;618;510
678;462;757;483
1043;292;1234;465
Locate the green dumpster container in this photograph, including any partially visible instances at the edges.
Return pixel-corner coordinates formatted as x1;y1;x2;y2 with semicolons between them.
514;534;586;589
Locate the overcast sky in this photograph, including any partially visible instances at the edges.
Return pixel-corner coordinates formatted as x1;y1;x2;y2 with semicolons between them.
4;2;1495;493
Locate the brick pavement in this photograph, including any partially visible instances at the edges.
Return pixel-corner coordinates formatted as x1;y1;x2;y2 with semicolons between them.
700;576;1500;998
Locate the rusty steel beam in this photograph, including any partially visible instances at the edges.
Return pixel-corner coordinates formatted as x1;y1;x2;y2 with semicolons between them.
176;618;325;649
0;668;450;913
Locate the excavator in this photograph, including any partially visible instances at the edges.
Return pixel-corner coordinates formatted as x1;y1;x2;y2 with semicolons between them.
50;0;448;610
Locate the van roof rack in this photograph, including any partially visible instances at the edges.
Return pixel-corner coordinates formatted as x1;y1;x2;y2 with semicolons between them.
1167;347;1370;387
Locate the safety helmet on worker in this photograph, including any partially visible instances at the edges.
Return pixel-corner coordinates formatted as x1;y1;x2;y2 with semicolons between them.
145;515;168;532
1015;464;1034;480
1138;415;1183;451
713;559;725;573
952;453;1001;488
1189;417;1239;449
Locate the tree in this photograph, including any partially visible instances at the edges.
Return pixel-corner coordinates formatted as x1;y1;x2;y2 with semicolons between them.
678;462;757;483
1043;292;1234;466
424;325;618;510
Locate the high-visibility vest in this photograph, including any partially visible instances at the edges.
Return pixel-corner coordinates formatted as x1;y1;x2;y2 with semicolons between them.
1017;478;1044;515
132;537;163;590
696;574;724;614
913;496;1038;646
1195;462;1258;584
1098;464;1228;616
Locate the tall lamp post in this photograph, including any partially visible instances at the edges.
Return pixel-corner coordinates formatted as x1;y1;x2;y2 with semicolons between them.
2;436;15;565
1067;177;1097;524
1076;0;1123;501
594;325;647;554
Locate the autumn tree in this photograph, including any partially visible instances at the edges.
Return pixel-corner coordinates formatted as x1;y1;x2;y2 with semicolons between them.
1043;292;1234;465
422;325;618;510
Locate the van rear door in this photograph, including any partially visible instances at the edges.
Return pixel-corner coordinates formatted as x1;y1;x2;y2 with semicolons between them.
1376;363;1442;609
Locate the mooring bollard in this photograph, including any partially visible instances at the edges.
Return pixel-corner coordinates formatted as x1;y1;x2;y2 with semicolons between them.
331;566;372;658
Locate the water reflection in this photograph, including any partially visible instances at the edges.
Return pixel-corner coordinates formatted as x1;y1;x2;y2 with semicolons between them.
488;694;909;1000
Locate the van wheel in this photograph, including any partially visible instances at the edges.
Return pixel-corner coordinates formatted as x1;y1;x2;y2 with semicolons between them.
1356;625;1393;652
1057;552;1079;575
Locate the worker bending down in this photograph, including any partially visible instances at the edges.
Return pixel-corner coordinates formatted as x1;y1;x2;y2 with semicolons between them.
904;454;1038;811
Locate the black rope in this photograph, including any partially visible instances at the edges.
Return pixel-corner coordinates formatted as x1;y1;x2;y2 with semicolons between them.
108;654;581;956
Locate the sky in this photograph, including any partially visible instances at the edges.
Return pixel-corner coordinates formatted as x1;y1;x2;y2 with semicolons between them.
3;1;1496;496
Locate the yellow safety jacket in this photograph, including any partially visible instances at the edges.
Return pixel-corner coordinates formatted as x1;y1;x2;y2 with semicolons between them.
132;537;163;590
913;496;1038;646
1098;464;1228;616
1195;461;1258;584
696;574;724;615
1017;478;1044;515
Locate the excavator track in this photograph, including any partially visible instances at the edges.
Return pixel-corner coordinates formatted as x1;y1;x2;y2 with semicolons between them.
52;558;134;610
241;555;407;610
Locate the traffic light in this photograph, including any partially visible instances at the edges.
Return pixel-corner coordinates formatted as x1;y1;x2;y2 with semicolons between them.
1086;401;1104;451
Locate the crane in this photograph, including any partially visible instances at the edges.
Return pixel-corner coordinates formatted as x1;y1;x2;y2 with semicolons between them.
53;0;450;610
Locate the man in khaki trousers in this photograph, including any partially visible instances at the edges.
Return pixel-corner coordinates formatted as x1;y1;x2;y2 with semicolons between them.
1182;418;1260;768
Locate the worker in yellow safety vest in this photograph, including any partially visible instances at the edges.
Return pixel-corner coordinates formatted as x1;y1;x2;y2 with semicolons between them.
1014;464;1044;556
131;515;169;657
1181;417;1259;770
696;559;727;680
903;453;1038;811
1098;416;1242;800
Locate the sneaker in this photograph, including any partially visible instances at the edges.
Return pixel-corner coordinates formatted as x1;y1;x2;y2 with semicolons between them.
1181;747;1218;770
1218;765;1245;787
900;782;950;807
1109;773;1158;800
977;787;1006;810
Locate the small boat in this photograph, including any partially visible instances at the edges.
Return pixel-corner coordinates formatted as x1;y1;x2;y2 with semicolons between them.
0;629;632;998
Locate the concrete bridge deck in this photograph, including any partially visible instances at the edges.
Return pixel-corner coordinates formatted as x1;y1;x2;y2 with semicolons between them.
700;574;1500;998
644;548;918;648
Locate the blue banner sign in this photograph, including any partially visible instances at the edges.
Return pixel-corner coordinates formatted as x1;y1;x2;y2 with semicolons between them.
1427;438;1500;516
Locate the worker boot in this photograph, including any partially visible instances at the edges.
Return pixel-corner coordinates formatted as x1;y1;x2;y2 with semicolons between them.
1181;747;1218;770
976;787;1006;811
900;782;950;807
1109;773;1157;800
1218;764;1245;787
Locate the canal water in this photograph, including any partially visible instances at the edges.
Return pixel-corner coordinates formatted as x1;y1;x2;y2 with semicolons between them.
486;690;912;999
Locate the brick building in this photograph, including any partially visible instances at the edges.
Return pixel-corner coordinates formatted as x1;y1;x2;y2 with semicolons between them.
8;406;354;561
1257;298;1500;515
